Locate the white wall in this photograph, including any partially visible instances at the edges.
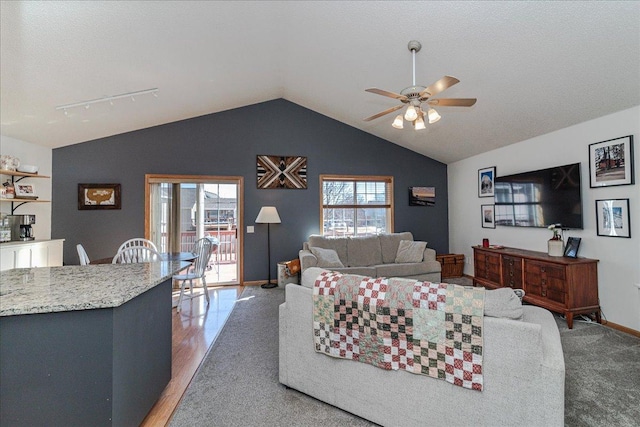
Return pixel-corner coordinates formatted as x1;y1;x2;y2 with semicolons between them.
0;135;53;239
449;106;640;331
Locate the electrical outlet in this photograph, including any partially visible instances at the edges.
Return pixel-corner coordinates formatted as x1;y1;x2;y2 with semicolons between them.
247;226;254;233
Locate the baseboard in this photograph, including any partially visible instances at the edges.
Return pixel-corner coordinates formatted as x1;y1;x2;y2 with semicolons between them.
601;320;640;338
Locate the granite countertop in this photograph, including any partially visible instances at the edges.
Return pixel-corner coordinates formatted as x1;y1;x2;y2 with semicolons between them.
0;261;189;316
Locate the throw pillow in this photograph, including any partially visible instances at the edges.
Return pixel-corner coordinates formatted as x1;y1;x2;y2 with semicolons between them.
310;247;344;268
394;240;427;263
484;288;524;320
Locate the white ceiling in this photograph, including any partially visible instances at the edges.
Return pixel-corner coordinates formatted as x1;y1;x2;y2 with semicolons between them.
1;1;639;164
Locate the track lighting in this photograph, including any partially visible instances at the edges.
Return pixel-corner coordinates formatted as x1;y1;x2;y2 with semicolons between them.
55;88;159;113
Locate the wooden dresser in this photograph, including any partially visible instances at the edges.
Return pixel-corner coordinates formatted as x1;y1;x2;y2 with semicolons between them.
473;245;600;328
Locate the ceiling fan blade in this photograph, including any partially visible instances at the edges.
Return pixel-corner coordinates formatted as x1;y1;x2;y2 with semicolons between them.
419;76;460;99
365;88;408;102
363;104;404;121
428;98;477;107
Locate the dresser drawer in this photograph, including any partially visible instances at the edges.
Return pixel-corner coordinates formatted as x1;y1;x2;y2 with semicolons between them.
502;255;523;288
525;260;566;304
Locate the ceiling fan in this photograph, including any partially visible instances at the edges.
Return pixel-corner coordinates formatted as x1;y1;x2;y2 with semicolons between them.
364;40;476;130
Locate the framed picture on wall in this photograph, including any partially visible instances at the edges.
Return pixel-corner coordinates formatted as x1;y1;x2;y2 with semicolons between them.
478;166;496;197
595;198;630;238
409;186;435;206
481;204;496;228
589;135;634;188
78;183;121;210
257;155;307;189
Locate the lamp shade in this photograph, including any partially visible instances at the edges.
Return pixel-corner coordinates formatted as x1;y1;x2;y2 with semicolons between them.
255;206;281;224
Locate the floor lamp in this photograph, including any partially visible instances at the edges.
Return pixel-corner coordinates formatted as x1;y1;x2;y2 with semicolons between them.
256;206;281;289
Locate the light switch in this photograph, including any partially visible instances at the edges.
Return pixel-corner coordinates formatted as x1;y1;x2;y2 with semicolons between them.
247;226;254;233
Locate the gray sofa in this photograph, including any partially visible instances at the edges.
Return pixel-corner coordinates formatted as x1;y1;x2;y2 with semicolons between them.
279;267;565;427
299;232;441;282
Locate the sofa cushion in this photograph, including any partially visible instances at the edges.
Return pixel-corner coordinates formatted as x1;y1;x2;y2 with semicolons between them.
395;240;427;263
376;262;434;278
346;235;383;267
308;234;348;265
484;288;524;320
379;232;414;263
332;266;377;277
310;247;344;268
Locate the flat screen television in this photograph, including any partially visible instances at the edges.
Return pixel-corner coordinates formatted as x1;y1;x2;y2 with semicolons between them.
494;162;583;229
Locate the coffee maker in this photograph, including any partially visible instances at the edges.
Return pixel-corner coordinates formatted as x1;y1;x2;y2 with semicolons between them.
7;214;36;241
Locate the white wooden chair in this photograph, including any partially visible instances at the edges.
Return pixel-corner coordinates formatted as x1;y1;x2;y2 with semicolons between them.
76;244;90;265
112;245;160;264
174;238;214;312
115;238;158;254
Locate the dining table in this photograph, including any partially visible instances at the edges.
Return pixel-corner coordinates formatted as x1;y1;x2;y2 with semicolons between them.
90;251;198;265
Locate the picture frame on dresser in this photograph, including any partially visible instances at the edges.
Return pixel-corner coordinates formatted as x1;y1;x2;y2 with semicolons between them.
588;135;634;188
481;204;495;228
595;198;631;238
563;237;581;258
478;166;496;197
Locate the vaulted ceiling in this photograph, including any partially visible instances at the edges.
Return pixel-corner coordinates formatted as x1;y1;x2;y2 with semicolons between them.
1;1;639;164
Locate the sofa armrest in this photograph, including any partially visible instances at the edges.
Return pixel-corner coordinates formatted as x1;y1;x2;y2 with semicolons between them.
299;249;318;271
422;247;436;262
419;247;441;273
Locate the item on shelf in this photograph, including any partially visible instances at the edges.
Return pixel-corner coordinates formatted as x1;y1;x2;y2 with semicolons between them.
17;164;38;174
2;180;15;199
14;183;37;199
0;216;11;242
482;238;489;248
0;155;20;171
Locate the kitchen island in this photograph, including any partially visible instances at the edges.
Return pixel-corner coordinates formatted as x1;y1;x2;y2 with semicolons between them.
0;261;188;427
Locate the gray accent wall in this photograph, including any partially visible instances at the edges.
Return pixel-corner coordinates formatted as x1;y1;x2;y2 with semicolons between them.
52;99;448;281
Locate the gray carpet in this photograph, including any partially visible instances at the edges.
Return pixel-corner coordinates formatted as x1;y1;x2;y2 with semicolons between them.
170;282;640;427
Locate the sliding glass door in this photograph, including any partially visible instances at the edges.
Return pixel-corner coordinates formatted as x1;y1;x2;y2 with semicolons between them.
145;175;243;285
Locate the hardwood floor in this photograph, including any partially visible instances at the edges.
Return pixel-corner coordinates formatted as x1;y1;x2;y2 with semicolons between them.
141;285;244;426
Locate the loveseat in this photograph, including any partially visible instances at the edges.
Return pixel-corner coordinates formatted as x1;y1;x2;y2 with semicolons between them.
299;232;441;282
279;267;565;427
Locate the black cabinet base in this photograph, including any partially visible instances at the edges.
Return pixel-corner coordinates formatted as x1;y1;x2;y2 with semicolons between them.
0;279;172;427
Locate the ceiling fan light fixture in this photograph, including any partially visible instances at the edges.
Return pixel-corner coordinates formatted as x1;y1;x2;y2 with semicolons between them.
404;105;418;121
392;114;404;129
428;108;441;124
414;115;426;130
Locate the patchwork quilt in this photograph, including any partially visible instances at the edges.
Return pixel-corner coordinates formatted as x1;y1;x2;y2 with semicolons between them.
313;271;485;391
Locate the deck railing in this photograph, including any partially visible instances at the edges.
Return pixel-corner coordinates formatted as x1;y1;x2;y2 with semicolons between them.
179;230;237;262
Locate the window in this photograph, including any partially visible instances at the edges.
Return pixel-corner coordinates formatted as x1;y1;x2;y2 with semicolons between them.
320;175;393;237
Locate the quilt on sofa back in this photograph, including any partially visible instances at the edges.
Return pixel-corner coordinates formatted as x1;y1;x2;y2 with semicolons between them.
312;270;485;391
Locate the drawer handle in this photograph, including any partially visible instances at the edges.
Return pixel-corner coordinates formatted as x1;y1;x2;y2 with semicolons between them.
541;279;546;285
509;260;514;266
542;290;547;297
541;267;546;273
509;271;514;277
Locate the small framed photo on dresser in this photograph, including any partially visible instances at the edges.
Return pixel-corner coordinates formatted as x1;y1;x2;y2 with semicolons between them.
563;237;581;258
